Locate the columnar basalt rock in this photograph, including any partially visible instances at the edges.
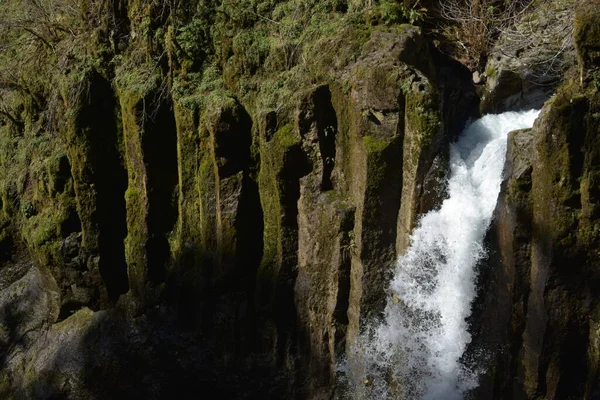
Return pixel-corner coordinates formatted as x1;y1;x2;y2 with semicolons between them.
294;85;353;396
482;3;600;399
119;89;179;305
469;128;535;399
328;28;446;349
66;74;129;309
0;3;499;396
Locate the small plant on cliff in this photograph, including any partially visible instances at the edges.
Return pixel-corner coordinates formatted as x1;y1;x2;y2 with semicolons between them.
341;230;358;260
379;0;427;25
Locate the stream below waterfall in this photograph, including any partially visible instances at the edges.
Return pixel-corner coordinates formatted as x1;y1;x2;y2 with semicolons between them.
342;109;540;400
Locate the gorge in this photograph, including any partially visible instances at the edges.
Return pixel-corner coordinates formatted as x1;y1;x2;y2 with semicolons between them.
344;110;540;399
0;0;599;399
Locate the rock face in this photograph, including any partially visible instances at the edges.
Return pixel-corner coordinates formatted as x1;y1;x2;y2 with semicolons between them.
0;8;478;397
473;3;600;399
0;266;286;400
0;0;598;399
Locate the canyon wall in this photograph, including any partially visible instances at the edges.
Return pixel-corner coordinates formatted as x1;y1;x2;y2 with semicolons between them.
473;3;600;399
0;0;598;399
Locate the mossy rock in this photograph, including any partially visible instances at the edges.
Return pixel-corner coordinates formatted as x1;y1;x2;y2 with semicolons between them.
362;135;389;153
575;1;600;73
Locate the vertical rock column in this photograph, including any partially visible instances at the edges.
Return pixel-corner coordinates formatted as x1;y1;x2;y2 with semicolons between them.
472;128;535;399
294;85;355;394
396;80;442;255
488;5;600;398
256;108;311;371
521;86;599;399
199;97;262;358
65;73;129;309
120;90;178;304
172;96;262;358
332;29;443;346
170;104;203;323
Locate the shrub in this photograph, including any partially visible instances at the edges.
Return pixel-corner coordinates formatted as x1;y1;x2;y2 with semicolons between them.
438;0;534;70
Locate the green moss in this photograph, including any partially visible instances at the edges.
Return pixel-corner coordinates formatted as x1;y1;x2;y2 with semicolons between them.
197;138;217;257
370;0;427;25
574;3;600;71
173;65;228;111
352;63;400;93
124;188;139;201
171;0;382;122
119;91;150;298
364;147;389;197
323;189;353;210
22;209;60;247
231;29;271;77
258;177;282;278
0;374;9;396
274;124;298;148
362;135;389;153
529;75;599;258
405;83;442;165
0;89;80;266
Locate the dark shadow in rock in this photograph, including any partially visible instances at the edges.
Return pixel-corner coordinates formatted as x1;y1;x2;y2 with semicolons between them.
314;86;338;192
0;263;56;374
266;143;312;392
53;155;72;194
0;296;30;369
60;207;82;238
80;73;129;302
1;305;293;400
142;96;179;286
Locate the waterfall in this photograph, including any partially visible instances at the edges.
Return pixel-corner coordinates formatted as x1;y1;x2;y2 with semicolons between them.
342;110;540;400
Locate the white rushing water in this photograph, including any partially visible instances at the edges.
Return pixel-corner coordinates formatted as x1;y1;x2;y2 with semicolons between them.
343;110;540;400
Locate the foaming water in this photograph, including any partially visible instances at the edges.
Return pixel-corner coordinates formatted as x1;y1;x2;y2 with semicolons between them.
341;110;540;400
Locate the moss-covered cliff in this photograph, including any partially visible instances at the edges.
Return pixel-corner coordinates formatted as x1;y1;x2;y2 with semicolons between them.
0;0;597;399
0;1;479;397
472;3;600;399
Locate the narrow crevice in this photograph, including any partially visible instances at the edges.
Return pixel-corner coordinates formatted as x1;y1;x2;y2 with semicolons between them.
58;300;85;321
567;99;587;208
60;207;81;238
0;224;14;263
554;314;589;398
111;0;130;49
209;102;263;358
314;86;338;192
335;212;354;327
213;101;253;180
275;144;311;368
235;172;264;357
265;111;278;142
142;96;179;286
54;155;71;194
360;134;404;321
333;210;356;362
229;108;262;275
80;73;129;302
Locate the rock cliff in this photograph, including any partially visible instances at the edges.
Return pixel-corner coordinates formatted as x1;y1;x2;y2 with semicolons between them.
0;0;597;399
472;3;600;399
